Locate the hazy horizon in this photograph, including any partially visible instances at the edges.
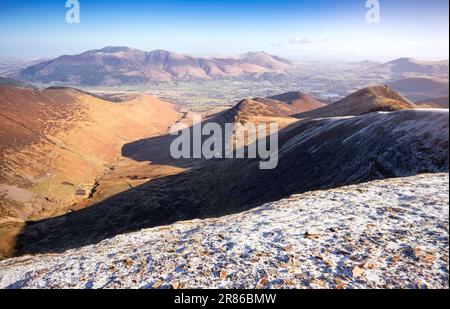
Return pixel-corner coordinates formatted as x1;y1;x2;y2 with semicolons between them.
0;0;448;60
0;47;448;64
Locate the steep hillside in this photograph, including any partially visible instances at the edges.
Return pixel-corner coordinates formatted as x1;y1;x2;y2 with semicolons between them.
0;85;180;258
18;47;293;85
295;86;415;119
1;173;448;289
0;86;179;218
13;109;448;258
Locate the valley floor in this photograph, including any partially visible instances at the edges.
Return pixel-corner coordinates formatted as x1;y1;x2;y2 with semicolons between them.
0;173;448;289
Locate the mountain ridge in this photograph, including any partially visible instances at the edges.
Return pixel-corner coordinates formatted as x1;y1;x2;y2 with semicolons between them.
18;47;293;85
295;85;415;119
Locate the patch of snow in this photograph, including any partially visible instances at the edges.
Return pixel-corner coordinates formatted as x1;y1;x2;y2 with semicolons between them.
0;173;448;289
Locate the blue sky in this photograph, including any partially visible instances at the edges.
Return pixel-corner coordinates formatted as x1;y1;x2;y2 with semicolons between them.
0;0;448;60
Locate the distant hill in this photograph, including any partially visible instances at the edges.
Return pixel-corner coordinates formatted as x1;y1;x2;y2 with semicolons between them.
267;91;326;113
0;77;34;89
388;77;449;94
416;96;449;109
239;51;292;70
387;77;449;102
374;58;449;75
225;91;325;132
18;47;293;85
233;98;294;119
0;58;45;77
352;60;381;66
295;85;415;119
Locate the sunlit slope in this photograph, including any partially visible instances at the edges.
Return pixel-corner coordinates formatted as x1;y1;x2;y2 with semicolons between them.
0;86;180;220
295;86;415;119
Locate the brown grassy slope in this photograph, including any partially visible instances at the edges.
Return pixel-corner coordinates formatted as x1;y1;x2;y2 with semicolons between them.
267;91;326;113
232;98;294;119
295;85;415;119
0;86;180;221
229;95;315;129
232;91;325;122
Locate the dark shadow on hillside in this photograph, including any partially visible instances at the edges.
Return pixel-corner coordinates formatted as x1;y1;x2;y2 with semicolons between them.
15;110;449;256
121;109;234;168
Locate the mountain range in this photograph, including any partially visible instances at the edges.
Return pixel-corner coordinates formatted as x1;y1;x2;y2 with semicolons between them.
18;47;293;85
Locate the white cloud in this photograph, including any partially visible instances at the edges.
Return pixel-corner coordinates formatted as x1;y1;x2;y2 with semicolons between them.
277;37;330;46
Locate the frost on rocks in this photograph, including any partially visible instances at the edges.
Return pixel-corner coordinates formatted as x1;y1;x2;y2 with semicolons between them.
0;173;448;289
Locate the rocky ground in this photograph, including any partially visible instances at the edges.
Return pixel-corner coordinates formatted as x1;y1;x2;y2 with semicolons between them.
0;173;448;289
